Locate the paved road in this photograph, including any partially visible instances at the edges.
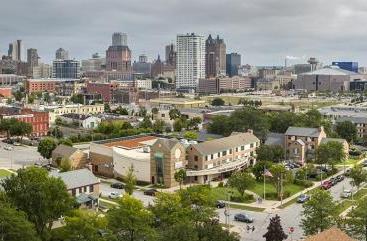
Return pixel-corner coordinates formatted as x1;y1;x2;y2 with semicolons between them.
0;142;43;169
218;177;354;241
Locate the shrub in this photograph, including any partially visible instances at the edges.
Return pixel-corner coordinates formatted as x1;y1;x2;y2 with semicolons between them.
218;181;224;188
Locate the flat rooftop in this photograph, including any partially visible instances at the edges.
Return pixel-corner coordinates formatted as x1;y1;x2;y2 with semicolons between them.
103;135;158;149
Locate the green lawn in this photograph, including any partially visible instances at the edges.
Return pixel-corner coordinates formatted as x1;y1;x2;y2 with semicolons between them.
228;204;265;212
210;187;255;203
336;188;367;215
0;169;13;178
248;182;305;200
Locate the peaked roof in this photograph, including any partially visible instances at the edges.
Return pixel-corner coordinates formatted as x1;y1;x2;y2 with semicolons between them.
301;66;359;76
285;127;322;138
50;169;99;190
52;144;78;158
191;132;259;155
304;227;356;241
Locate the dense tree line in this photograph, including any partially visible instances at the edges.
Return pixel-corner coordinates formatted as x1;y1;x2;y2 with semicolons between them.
207;107;335;140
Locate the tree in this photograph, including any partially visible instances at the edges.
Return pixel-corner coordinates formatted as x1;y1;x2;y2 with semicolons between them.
256;145;284;162
0;118;18;139
107;195;156;241
38;137;57;159
187;117;202;130
252;161;273;181
173;118;185;132
196;219;240;241
10;121;32;140
207;115;231;136
43;92;51;103
268;112;297;133
297;109;323;128
350;164;367;191
174;169;187;190
104;103;111;113
183;131;198;140
138;107;147;117
160;221;199;241
114;106;129;115
345;196;367;241
169;109;181;120
269;164;293;199
227;171;256;198
153;120;165;133
58;138;73;147
139;116;153;129
49;126;63;138
151;107;159;115
316;141;346;168
1;167;74;238
211;97;225;106
70;94;84;104
336;121;357;143
0;202;40;241
263;215;288;241
125;165;137;195
301;189;337;235
56;210;115;241
59;158;72;172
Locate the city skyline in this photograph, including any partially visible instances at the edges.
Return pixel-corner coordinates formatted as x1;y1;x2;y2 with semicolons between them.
1;0;367;65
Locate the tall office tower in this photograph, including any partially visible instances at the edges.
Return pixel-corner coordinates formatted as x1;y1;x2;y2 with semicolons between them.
165;43;176;67
112;32;128;46
52;59;80;79
81;53;105;72
105;45;132;73
33;63;52;78
27;48;39;71
55;48;69;60
226;53;241;77
176;33;205;90
205;35;226;78
8;40;24;61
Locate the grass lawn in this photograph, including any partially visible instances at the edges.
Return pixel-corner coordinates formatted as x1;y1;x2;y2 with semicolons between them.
336;158;360;167
210;187;255;204
228;204;265;212
248;182;305;200
0;169;13;178
336;188;367;215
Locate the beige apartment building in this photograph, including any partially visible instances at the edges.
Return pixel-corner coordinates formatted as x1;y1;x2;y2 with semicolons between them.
44;104;105;124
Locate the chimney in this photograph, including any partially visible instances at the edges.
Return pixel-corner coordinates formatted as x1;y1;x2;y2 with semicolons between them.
247;129;253;134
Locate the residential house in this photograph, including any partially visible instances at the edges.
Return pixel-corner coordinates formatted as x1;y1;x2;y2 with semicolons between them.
59;113;101;129
304;227;356;241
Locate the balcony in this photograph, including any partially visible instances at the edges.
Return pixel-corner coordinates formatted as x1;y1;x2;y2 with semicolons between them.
186;157;251;177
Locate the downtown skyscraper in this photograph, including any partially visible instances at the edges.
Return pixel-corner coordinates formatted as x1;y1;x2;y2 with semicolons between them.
205;34;226;78
176;33;205;90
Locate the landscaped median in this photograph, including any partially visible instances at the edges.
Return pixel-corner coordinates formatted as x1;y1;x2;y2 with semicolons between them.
0;168;15;178
336;187;367;215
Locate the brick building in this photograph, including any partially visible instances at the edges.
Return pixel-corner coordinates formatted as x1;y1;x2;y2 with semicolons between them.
25;79;58;94
86;82;119;102
0;107;49;137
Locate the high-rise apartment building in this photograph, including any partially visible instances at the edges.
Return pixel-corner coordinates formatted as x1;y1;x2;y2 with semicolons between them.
8;40;24;61
165;43;176;67
226;53;241;77
52;59;80;79
81;53;105;72
55;48;69;60
176;33;205;90
33;63;52;78
205;35;226;78
112;32;128;46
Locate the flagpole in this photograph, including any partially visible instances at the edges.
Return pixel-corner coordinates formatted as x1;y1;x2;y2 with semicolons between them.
263;166;266;201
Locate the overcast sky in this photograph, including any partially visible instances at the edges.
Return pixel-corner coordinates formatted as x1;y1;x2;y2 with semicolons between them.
1;0;367;66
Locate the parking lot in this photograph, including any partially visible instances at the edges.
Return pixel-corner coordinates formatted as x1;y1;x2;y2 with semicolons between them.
0;141;43;169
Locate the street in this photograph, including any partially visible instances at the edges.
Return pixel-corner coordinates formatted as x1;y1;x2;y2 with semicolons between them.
0;142;43;169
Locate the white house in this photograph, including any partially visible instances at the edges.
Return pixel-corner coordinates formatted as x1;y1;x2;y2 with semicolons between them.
60;113;101;129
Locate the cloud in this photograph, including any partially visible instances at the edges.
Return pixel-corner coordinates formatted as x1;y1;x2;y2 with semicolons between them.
1;0;367;65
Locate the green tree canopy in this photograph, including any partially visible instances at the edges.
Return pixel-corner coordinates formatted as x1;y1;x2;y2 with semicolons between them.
37;137;58;159
1;167;74;238
345;196;367;240
183;131;198;140
316;141;346;168
174;169;187;190
124;165;137;195
252;161;274;181
227;171;256;197
211;97;225;106
335;120;357;143
169;109;181;120
349;164;367;191
263;215;288;241
256;145;285;162
153;120;165;134
301;189;337;235
269;164;293;199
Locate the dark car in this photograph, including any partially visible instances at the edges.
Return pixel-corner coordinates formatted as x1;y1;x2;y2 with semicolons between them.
297;194;310;203
336;175;344;182
321;181;333;190
234;213;254;223
329;177;338;186
216;200;226;208
110;183;124;189
144;189;158;196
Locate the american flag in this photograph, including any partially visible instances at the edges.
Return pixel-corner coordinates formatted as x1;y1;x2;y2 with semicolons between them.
263;169;273;177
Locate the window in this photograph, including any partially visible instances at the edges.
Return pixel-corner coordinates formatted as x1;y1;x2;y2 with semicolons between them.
222;151;226;156
250;143;254;148
79;187;82;193
84;186;87;192
89;185;94;192
236;147;238;152
211;154;214;159
229;149;232;154
241;146;244;151
72;189;76;196
217;152;220;157
194;156;198;161
205;156;208;161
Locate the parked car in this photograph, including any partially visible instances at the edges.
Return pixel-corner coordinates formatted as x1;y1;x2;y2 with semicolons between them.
108;192;122;199
216;200;226;208
336;175;344;182
3;145;13;151
321;181;333;190
329;177;338;186
341;190;352;198
110;182;124;189
13;142;21;146
2;139;14;144
144;189;158;196
234;213;254;223
297;194;310;203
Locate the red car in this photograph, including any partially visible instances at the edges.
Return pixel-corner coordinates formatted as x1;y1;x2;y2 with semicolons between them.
321;181;333;190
